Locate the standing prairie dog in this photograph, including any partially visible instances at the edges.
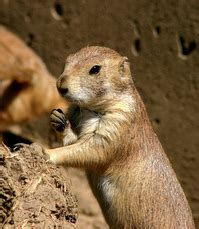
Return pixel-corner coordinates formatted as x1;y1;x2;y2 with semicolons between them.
47;46;195;228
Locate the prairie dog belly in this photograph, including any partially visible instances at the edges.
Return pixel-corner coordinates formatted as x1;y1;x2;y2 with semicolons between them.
86;171;117;227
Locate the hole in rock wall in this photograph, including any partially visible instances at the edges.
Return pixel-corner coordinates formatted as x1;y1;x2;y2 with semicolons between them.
54;2;63;16
134;38;141;53
155;26;161;35
154;118;161;125
27;33;35;46
153;25;161;38
178;35;196;59
51;2;63;20
131;38;141;56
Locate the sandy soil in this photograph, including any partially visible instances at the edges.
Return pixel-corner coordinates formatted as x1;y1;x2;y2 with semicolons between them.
0;144;77;228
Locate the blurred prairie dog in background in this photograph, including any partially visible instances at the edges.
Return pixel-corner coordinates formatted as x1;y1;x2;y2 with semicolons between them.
0;26;66;131
48;46;195;228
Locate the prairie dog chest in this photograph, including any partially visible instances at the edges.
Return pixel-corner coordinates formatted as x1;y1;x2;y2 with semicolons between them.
69;106;101;136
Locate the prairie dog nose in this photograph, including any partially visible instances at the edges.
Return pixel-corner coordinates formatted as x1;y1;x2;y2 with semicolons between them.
56;74;68;96
57;86;68;96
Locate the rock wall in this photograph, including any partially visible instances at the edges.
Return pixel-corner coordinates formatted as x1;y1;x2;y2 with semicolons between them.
0;0;198;226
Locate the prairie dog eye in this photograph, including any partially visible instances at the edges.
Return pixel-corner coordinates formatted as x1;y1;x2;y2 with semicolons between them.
89;65;101;75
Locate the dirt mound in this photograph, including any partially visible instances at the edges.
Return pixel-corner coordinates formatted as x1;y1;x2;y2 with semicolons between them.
0;143;77;228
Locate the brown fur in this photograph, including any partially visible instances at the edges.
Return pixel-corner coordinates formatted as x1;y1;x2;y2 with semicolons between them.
0;26;66;131
46;46;195;228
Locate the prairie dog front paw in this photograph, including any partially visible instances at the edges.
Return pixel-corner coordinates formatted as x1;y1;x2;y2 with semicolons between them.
50;109;69;132
50;108;77;145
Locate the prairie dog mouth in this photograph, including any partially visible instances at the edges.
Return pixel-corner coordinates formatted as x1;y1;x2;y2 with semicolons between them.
63;93;80;104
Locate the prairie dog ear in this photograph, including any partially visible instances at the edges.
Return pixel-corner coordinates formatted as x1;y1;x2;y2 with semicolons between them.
119;57;130;78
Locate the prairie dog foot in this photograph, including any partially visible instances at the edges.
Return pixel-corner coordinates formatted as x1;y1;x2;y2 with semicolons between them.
50;109;69;132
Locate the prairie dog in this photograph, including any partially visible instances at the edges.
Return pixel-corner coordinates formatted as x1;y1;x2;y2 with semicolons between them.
0;26;66;131
47;46;195;228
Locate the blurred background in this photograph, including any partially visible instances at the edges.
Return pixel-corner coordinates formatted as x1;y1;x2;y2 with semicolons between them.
0;0;198;228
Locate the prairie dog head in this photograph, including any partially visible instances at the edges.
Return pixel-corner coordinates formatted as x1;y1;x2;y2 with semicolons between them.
57;46;133;109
